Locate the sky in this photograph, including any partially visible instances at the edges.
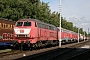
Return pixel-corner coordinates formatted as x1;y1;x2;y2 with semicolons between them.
40;0;90;33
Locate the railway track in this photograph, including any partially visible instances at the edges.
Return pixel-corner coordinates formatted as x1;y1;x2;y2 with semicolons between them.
17;48;76;60
0;50;20;57
15;40;89;60
0;40;89;60
48;47;90;60
65;49;90;60
49;40;90;60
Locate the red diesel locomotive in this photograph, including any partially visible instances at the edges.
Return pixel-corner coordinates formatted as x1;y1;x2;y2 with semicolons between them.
13;19;58;50
12;18;85;50
58;27;78;43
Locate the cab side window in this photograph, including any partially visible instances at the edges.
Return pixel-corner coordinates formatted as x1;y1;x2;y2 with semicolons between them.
35;22;37;27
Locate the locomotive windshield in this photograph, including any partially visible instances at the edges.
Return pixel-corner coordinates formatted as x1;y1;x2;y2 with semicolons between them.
16;22;23;26
24;22;31;26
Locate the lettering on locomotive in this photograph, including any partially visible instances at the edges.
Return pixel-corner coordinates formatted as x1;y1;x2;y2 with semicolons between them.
0;23;14;29
20;30;24;33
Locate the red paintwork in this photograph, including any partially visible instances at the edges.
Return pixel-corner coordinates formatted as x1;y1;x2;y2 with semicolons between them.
58;27;78;41
13;19;84;44
13;19;58;44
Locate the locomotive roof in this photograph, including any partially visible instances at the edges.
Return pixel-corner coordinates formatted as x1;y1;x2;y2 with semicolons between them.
18;18;57;28
57;27;78;34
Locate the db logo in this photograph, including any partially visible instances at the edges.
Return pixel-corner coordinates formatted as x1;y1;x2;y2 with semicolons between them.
20;30;24;33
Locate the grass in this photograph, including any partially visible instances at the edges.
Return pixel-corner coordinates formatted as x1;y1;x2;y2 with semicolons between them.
0;49;12;53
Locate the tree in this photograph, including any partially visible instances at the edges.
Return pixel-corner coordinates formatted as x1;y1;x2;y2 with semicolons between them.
0;0;87;34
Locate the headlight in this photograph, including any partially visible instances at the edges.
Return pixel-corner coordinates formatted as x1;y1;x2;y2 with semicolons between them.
24;34;30;37
27;34;30;37
25;35;27;37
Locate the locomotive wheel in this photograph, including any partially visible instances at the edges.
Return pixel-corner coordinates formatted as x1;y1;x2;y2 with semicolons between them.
28;43;30;47
37;42;42;48
12;43;16;49
13;43;16;48
29;44;32;51
29;47;32;51
12;42;19;50
19;43;24;51
31;43;38;50
34;43;38;50
21;44;23;51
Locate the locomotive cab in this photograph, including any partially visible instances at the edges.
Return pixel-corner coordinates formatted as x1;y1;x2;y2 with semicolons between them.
14;21;31;38
12;19;39;50
13;20;38;43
